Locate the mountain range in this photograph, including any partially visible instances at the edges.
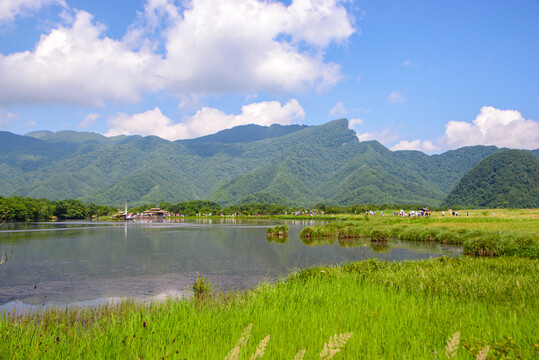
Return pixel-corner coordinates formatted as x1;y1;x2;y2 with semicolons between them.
1;119;537;207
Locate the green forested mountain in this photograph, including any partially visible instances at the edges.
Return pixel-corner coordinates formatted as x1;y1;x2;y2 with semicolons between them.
444;150;539;208
0;119;530;207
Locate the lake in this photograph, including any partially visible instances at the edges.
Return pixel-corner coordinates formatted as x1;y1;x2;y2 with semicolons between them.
0;219;460;312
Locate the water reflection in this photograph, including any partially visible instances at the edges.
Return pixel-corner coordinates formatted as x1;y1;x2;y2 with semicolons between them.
301;237;336;246
266;235;288;244
0;219;461;309
370;244;390;253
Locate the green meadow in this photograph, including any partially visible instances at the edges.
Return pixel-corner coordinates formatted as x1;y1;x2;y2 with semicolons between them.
1;209;538;359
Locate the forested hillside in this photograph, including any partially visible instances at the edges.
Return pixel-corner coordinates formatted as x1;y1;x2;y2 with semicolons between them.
444;150;539;208
0;120;532;207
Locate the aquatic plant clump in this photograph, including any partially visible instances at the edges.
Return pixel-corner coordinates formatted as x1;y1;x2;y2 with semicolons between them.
193;272;213;300
299;222;372;239
266;224;288;237
300;217;539;258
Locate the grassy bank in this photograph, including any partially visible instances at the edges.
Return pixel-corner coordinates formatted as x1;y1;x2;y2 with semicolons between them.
1;256;537;359
300;210;539;259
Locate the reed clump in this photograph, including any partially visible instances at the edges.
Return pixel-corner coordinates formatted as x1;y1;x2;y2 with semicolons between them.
266;225;288;238
300;215;538;258
193;272;213;301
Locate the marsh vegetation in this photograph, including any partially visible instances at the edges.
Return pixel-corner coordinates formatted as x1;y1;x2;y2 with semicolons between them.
1;256;537;359
1;208;537;358
300;210;538;259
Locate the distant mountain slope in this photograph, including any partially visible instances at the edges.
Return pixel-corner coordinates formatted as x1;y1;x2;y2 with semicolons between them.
0;120;527;207
444;150;539;208
27;130;114;144
178;123;308;145
393;145;503;194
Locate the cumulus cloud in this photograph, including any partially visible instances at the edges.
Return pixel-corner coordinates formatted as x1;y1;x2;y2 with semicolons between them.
283;0;355;47
355;128;400;144
440;106;539;150
0;0;355;107
105;99;305;140
348;118;363;128
0;0;65;22
387;90;406;103
391;139;438;152
160;0;354;94
390;106;538;154
0;11;163;107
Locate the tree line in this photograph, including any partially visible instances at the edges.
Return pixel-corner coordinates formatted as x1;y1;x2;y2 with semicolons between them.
0;196;449;222
137;201;447;216
0;196;117;221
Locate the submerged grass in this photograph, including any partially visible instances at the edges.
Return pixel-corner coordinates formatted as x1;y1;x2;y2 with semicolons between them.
1;256;537;359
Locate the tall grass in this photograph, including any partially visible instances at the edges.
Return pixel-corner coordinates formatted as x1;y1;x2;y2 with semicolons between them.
1;257;537;359
300;216;539;258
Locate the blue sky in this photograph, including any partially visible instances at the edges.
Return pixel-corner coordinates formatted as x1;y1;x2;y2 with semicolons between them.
0;0;538;153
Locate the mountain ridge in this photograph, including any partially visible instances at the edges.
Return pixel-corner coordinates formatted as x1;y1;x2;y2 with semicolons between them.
2;120;536;207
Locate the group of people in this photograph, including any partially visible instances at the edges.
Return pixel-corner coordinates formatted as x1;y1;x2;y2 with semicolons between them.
442;210;470;216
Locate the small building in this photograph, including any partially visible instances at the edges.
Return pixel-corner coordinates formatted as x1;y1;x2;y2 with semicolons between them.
139;208;169;219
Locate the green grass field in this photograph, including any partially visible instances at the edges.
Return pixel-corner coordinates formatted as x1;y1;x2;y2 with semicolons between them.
1;209;538;359
1;256;537;359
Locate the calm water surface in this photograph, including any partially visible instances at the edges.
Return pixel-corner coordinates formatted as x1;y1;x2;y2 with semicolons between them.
0;219;460;312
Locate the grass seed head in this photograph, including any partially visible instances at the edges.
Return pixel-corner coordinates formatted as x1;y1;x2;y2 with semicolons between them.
320;333;353;360
250;335;270;360
293;349;306;360
445;331;460;358
476;345;490;360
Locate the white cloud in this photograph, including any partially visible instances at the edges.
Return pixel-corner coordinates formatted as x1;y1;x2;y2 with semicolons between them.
0;0;65;22
0;11;163;107
105;99;305;141
391;139;439;152
160;0;354;95
0;1;355;107
283;0;355;47
79;113;100;128
390;106;539;154
329;101;347;117
25;120;36;127
387;90;406;103
355;128;399;144
402;60;411;67
348;118;363;128
440;106;539;150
